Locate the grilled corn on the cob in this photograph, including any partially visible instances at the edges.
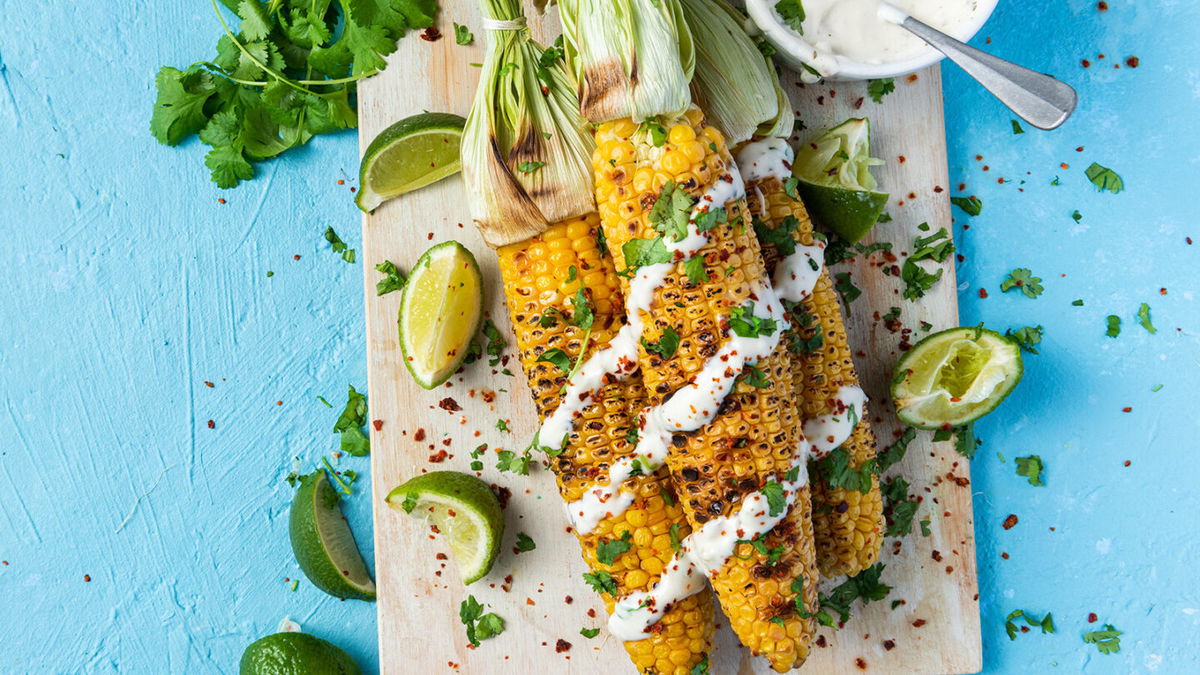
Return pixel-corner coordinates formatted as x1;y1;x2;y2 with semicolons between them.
497;216;715;674
746;173;885;578
592;110;819;672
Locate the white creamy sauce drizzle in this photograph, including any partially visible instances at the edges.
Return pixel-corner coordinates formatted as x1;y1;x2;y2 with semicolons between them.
804;385;869;460
735;137;793;184
533;147;868;639
751;0;984;79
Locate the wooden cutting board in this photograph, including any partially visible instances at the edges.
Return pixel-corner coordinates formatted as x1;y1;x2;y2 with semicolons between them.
360;5;981;673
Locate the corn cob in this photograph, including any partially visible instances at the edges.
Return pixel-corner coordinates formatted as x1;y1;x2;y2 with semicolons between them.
593;110;819;672
747;176;885;578
496;215;714;675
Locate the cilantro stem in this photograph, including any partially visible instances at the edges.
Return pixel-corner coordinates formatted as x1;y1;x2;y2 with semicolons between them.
209;0;322;97
561;326;593;393
321;457;353;496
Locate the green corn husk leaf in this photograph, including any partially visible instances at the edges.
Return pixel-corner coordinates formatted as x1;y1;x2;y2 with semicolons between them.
559;0;695;123
682;0;781;145
462;0;597;247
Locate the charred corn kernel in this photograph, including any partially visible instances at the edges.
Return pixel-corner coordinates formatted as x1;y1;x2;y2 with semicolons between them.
497;214;714;674
746;173;885;579
593;111;818;672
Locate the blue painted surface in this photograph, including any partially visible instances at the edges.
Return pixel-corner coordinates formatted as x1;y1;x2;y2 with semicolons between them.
1;1;1196;673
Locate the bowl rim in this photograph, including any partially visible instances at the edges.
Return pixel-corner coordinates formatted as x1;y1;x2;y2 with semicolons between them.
744;0;1001;81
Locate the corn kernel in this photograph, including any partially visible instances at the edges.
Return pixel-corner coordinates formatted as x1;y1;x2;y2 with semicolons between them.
661;150;690;175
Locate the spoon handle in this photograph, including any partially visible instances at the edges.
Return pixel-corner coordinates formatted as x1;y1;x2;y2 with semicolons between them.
900;16;1077;130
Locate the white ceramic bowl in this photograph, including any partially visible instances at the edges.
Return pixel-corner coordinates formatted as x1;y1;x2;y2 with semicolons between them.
745;0;1000;81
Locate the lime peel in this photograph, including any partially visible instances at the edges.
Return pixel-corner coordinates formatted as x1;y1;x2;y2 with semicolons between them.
357;112;466;213
388;471;504;585
289;472;377;601
792;118;889;243
397;241;483;389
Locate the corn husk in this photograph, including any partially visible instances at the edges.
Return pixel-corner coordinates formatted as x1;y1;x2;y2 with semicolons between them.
558;0;695;123
461;0;597;247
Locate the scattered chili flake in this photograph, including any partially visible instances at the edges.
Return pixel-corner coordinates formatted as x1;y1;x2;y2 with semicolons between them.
349;187;356;192
1124;460;1131;467
1097;1;1108;10
1122;407;1132;413
372;419;383;432
207;420;215;429
978;288;988;299
439;397;462;412
204;381;214;388
883;640;896;651
217;198;226;204
1002;514;1019;530
420;27;442;41
855;657;867;669
564;595;573;604
1001;552;1010;559
816;635;828;648
906;73;919;83
414;428;427;442
1082;59;1091;68
912;619;927;628
898;155;907;163
1088;613;1098;623
555;639;572;653
428;450;448;463
337;179;345;185
491;485;512;508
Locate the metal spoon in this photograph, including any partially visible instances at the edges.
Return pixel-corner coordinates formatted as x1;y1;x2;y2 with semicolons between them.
878;2;1077;130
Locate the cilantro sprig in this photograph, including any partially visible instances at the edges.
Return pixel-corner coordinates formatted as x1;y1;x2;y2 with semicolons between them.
460;595;505;647
151;0;436;187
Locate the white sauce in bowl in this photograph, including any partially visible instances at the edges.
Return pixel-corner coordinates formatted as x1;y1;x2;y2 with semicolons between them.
746;0;994;80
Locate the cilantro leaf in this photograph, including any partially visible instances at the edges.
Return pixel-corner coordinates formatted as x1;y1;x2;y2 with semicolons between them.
1085;163;1124;194
334;385;370;456
495;449;532;475
775;0;807;34
753;216;799;257
867;78;895;104
454;22;474;45
596;531;633;565
580;627;600;639
642;327;681;360
649;182;694;243
729;302;778;338
1136;302;1156;334
683;256;710;284
950;195;983;216
621;237;673;273
691;656;710;675
882;477;919;537
901;260;943;300
150;67;218;146
1106;314;1121;338
582;570;618;595
1000;268;1044;298
761;480;786;517
1006;325;1044;354
834;272;862;303
876;426;916;473
482;319;506;366
1015;455;1044;486
537;348;572;373
739;364;770;389
814;447;874;494
1011;119;1025;135
515;532;536;552
1083;623;1123;654
375;260;406;295
910;227;956;263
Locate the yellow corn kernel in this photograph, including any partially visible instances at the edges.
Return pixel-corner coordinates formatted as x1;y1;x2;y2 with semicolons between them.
668;123;697;144
661;150;690;175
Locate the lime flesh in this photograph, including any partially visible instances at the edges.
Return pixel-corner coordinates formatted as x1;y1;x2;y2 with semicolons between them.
357;112;466;213
792;118;889;243
387;471;504;585
240;632;361;675
891;327;1023;429
397;241;483;389
289;472;377;601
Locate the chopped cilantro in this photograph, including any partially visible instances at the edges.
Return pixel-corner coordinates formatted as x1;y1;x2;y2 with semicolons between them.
579;627;600;639
694;206;728;233
775;0;806;34
1136;302;1156;334
901;260;943;300
814;447;874;494
761;480;786;517
876;426;916;473
642;327;681;360
691;656;710;675
919;517;932;537
496;449;532;475
596;531;633;565
537;348;572;374
496;419;510;433
950;196;983;216
334;385;370;457
867;77;896;103
453;22;474;45
1071;209;1083;223
582;570;618;595
1000;268;1044;298
460;595;505;646
1006;325;1044;354
882;477;919;537
1105;314;1121;338
621;237;673;273
729;302;779;338
641;120;668;147
515;532;536;552
833;272;862;303
817;562;891;625
483;319;506;366
683;255;710;284
753;215;800;256
910;227;955;262
1072;299;1084;306
1015;455;1044;486
649;182;694;242
669;523;683;552
1005;609;1054;641
1011;119;1025;135
784;302;824;355
375;260;406;295
324;227;356;263
1085;162;1124;194
739;364;771;389
783;176;801;201
1083;623;1123;654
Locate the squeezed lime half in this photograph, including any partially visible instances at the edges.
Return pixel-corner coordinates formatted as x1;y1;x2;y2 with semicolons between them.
356;112;466;213
289;472;377;601
387;471;504;585
397;241;483;389
891;326;1023;429
792;118;889;243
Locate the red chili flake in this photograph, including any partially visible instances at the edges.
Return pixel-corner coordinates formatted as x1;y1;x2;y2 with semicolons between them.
428;450;448;463
1060;162;1069;170
276;400;282;406
1124;460;1131;467
293;254;301;261
816;635;828;648
931;550;943;562
1122;407;1132;413
427;232;434;240
855;657;867;670
1082;59;1091;68
372;419;383;431
883;640;896;651
439;397;462;412
1188;237;1194;245
217;198;226;205
420;27;442;41
906;73;919;83
853;97;864;109
898;155;907;164
349;187;356;192
912;619;927;628
817;96;825;105
526;598;536;606
1088;612;1098;623
337;179;345;185
1097;1;1108;10
555;639;572;653
1002;514;1018;530
1160;288;1167;295
83;574;91;582
1001;552;1010;559
204;381;214;388
414;428;427;442
982;165;990;171
587;608;597;618
978;288;989;299
933;185;944;193
1;561;7;565
207;420;215;429
564;595;573;604
491;485;512;508
1020;625;1030;633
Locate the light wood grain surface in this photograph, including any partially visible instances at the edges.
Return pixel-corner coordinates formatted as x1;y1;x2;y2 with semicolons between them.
361;4;981;673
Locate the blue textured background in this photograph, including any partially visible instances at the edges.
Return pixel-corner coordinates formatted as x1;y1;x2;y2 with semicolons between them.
1;0;1197;672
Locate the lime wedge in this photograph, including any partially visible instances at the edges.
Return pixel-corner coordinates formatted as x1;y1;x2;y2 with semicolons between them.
240;632;361;675
387;471;503;585
891;327;1023;429
792;118;889;243
357;112;466;213
289;472;377;601
397;241;483;389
